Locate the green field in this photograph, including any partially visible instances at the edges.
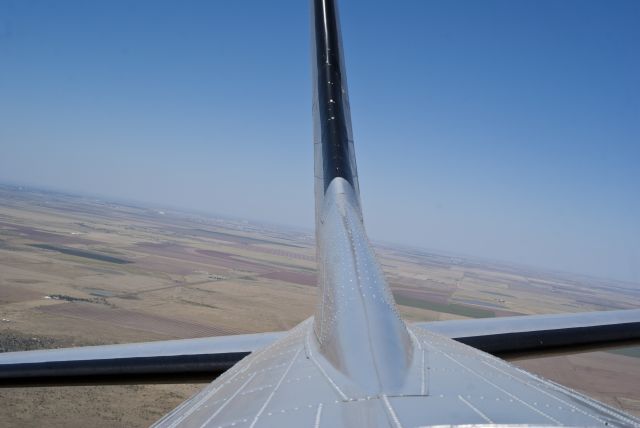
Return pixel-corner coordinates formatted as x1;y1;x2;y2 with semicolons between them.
608;346;640;359
392;292;495;318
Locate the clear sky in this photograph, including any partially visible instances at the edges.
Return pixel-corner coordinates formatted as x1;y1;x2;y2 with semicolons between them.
1;0;638;283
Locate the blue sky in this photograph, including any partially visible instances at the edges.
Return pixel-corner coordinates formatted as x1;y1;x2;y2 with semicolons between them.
1;0;638;283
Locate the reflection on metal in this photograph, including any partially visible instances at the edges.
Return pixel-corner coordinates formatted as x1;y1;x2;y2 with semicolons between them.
313;178;415;395
311;0;414;396
2;310;639;387
0;332;284;386
152;321;640;427
418;309;640;359
312;0;359;228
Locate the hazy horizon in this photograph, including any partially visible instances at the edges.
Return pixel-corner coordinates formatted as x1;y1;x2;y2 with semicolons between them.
1;0;638;283
2;179;638;288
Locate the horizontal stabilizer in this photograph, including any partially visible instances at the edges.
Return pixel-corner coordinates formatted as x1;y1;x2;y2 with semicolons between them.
0;331;283;387
417;308;640;359
1;309;639;386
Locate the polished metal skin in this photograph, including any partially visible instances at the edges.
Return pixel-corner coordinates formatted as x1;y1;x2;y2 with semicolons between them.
0;0;639;426
310;0;414;396
417;309;640;358
0;333;283;365
419;309;640;339
151;321;640;427
1;310;639;386
313;178;415;396
0;332;285;386
311;0;359;227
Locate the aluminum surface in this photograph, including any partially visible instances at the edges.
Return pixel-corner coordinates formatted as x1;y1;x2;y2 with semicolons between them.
418;309;640;339
0;332;284;365
311;0;414;396
2;309;639;386
0;332;285;386
418;310;640;358
313;177;415;395
153;320;640;427
312;0;359;231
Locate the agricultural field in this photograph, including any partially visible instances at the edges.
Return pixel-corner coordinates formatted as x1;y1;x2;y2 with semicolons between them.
0;183;638;427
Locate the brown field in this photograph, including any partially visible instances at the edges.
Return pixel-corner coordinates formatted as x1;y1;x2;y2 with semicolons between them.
515;351;640;416
38;303;245;338
0;183;638;426
0;284;42;303
259;270;317;286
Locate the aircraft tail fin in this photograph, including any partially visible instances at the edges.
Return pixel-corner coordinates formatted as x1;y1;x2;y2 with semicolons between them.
311;0;359;215
310;0;415;394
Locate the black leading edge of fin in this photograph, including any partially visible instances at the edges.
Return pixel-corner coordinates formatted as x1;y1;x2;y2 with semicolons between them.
313;0;355;191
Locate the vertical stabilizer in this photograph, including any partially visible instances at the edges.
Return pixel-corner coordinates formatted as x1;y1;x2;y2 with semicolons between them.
311;0;414;395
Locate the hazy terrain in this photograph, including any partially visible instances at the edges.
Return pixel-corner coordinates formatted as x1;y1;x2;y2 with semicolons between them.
0;183;638;427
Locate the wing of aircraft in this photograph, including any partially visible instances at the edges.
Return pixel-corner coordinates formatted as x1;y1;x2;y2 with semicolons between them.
1;0;639;426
